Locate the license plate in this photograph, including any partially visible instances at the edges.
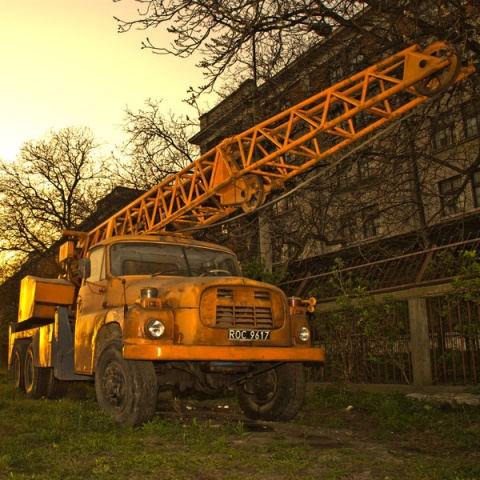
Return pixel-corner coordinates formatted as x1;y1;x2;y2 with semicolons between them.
228;329;270;341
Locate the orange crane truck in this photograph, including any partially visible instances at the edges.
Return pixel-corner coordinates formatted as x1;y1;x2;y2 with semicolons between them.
8;42;475;426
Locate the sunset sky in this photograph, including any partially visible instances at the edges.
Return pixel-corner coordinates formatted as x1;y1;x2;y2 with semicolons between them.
0;0;205;161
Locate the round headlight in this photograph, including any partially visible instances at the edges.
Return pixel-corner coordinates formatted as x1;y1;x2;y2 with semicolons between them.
298;326;310;343
146;319;165;339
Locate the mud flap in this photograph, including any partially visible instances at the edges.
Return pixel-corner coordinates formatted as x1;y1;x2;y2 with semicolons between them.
53;307;91;381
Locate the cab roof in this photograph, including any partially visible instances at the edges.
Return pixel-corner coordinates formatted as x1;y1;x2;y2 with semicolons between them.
88;234;236;255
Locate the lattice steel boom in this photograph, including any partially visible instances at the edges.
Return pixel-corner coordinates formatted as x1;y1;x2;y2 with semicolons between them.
70;42;475;255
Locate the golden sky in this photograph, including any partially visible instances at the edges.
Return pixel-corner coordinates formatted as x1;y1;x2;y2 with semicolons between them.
0;0;203;161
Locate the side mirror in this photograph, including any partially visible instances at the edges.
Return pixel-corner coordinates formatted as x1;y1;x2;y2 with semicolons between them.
78;258;91;279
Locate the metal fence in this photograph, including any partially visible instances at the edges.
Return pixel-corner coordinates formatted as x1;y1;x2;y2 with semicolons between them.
427;297;480;385
308;295;480;386
309;300;414;384
281;237;480;299
290;238;480;385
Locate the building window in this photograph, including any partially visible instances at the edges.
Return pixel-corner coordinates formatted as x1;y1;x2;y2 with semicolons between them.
330;103;345;121
355;109;375;129
465;115;480;139
273;195;295;215
472;171;480;208
433;124;456;150
433;115;456;150
463;103;480;139
362;206;381;238
329;66;344;85
358;157;380;182
335;159;353;189
350;53;365;73
439;176;465;216
340;214;356;243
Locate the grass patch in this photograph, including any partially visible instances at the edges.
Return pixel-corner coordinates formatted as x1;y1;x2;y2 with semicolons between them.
301;384;480;479
0;369;479;479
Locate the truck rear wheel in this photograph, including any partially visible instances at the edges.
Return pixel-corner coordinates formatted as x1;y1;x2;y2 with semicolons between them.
45;369;69;399
24;343;50;399
95;340;158;427
236;362;306;422
12;342;28;391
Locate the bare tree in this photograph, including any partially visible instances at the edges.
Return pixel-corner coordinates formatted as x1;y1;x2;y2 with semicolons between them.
114;1;479;102
0;127;110;265
114;99;199;190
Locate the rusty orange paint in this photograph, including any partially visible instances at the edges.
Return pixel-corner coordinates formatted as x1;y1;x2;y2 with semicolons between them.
123;344;325;362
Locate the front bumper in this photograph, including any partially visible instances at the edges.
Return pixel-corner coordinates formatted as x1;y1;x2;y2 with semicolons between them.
123;344;325;363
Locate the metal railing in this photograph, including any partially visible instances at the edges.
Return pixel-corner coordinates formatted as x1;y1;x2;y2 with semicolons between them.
293;238;480;385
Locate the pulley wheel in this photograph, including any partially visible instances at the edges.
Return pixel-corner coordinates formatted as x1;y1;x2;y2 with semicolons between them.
414;42;461;96
241;175;265;213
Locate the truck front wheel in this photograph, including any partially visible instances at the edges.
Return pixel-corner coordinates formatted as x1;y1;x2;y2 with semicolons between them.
95;340;158;427
236;362;306;422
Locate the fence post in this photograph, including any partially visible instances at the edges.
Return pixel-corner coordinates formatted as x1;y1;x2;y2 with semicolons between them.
408;297;432;386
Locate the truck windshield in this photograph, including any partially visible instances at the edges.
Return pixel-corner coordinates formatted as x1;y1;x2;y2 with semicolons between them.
109;242;241;277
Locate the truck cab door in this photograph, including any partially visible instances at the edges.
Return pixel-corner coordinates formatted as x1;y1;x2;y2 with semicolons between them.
75;246;108;373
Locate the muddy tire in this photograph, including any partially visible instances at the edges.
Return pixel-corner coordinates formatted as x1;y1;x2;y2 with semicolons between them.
24;343;51;399
236;363;306;422
12;342;28;391
45;369;69;399
95;340;158;427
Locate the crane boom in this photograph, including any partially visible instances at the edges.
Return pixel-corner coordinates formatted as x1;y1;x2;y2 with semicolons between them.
74;42;474;255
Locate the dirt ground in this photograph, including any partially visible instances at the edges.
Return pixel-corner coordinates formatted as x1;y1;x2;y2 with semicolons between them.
154;395;425;479
149;388;480;480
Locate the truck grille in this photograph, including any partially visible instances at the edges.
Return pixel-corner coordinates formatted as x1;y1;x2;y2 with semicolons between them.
214;288;274;328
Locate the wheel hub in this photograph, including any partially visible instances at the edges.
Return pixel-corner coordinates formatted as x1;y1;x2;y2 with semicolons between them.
103;364;127;410
243;369;278;404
